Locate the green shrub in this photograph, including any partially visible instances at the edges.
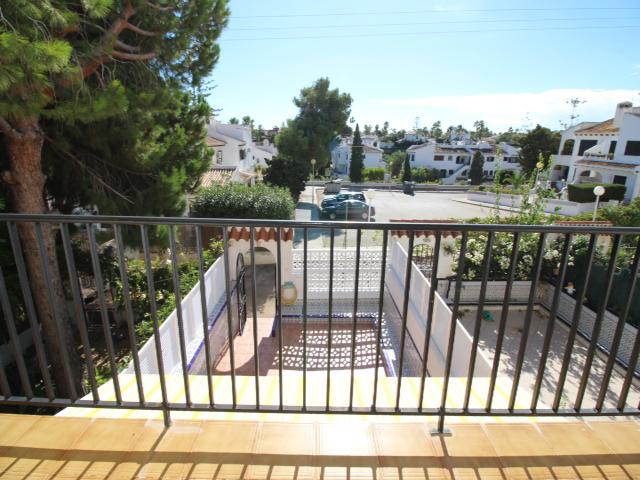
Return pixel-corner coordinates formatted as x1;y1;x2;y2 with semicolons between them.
363;167;385;181
191;183;295;219
411;167;441;183
567;183;626;203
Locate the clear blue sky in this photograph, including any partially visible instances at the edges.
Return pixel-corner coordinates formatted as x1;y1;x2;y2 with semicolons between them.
206;0;640;132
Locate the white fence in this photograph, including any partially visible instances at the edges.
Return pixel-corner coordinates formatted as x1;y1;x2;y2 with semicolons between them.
437;280;534;304
386;237;492;377
124;256;229;375
291;248;383;299
538;283;640;373
467;191;616;216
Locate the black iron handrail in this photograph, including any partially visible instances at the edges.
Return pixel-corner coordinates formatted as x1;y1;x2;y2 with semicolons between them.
0;213;638;434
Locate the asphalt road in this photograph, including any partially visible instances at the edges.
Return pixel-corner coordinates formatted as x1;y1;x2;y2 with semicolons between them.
294;187;509;248
298;187;506;222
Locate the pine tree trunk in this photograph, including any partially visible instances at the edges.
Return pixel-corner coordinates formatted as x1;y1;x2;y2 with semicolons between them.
2;117;83;398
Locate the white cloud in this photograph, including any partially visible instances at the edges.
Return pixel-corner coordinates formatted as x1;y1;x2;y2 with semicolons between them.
359;89;640;131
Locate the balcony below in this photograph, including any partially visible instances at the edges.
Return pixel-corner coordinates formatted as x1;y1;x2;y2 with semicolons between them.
0;413;638;479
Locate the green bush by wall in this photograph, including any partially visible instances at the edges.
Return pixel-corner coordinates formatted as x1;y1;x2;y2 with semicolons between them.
363;167;385;181
567;183;626;203
190;183;295;219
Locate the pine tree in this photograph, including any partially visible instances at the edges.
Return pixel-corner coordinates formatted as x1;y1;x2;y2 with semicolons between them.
349;124;364;183
469;151;485;185
402;154;413;182
0;0;229;394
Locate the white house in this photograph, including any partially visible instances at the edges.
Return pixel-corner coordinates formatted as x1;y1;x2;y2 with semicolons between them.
331;136;385;176
403;130;428;143
203;119;278;186
407;141;521;184
554;102;640;201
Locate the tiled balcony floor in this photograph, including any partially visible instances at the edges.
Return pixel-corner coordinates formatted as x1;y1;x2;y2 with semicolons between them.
0;414;638;479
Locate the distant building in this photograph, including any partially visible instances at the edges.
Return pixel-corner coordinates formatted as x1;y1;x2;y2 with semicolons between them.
553;102;640;201
331;135;385;175
203;119;278;186
403;130;428;143
407;140;521;184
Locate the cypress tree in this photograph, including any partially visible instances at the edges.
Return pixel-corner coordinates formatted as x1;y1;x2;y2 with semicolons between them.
402;154;413;182
469;151;485;185
349;124;364;183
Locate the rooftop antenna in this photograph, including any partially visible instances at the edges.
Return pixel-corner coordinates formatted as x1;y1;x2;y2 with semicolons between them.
567;97;586;126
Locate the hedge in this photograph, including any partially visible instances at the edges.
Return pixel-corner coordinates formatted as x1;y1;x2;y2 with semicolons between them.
412;167;441;183
190;183;295;219
567;183;626;203
363;167;385;181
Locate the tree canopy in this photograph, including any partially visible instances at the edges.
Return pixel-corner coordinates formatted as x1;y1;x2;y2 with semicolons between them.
0;0;229;395
518;124;561;173
284;77;352;169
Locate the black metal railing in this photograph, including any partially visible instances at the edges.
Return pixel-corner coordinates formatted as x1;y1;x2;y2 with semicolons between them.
0;213;639;433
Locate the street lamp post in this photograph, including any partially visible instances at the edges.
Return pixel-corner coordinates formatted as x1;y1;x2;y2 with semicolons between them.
367;189;376;222
310;158;316;179
592;185;605;221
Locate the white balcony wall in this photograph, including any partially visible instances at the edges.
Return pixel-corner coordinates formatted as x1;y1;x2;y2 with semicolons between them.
385;237;492;377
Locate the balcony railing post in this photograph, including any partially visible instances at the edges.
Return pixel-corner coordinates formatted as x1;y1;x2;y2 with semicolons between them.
486;231;521;412
249;227;260;409
553;234;597;412
509;232;546;411
395;231;415;412
419;232;441;412
0;267;33;398
114;224;145;406
372;229;388;411
35;222;77;401
575;234;621;411
326;227;335;412
349;228;362;411
140;225;171;427
168;225;192;407
434;232;467;435
276;227;284;410
60;223;99;403
463;231;494;412
195;226;215;408
531;233;572;412
614;238;640;411
6;222;54;400
222;227;237;408
302;227;308;411
87;223;122;404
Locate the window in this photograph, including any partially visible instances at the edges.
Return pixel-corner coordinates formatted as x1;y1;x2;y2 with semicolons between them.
216;150;223;164
239;149;246;160
448;156;453;161
577;139;597;155
456;156;464;164
448;169;453;175
439;169;447;177
613;175;627;185
561;139;575;155
410;154;415;162
624;141;640;156
608;140;617;156
434;155;444;161
486;156;494;162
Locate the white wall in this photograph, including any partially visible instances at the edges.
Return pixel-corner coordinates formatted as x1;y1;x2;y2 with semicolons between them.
125;256;227;375
386;237;492;377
